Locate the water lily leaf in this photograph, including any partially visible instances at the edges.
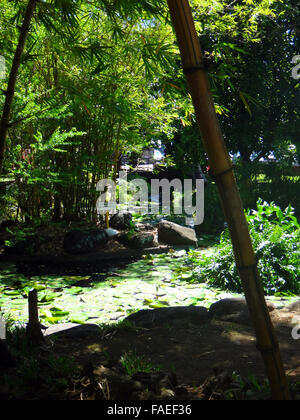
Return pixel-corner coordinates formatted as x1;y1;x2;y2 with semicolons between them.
65;287;84;295
3;289;21;297
50;307;70;317
39;290;62;304
148;302;169;309
143;299;154;305
69;314;89;324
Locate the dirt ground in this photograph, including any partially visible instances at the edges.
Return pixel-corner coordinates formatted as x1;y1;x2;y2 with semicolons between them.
49;308;300;399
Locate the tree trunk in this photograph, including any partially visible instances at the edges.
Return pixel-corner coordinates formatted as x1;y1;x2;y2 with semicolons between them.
0;0;37;174
167;0;290;400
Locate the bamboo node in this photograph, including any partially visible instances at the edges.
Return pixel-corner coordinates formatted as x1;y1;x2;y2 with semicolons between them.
211;166;235;180
237;262;258;271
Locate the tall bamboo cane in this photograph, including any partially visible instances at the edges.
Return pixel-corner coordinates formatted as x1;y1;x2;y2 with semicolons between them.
167;0;290;400
0;0;37;174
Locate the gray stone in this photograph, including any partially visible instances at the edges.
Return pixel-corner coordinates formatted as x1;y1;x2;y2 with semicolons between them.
157;220;198;247
209;298;276;326
287;300;300;312
44;323;101;339
118;232;155;249
217;311;251;326
110;212;133;230
209;298;249;319
63;229;111;255
125;306;208;328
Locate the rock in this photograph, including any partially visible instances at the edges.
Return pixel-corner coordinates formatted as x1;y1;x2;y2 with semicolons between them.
266;301;276;312
125;306;208;328
110;212;133;230
160;388;176;400
44;323;101;339
63;228;116;255
209;298;249;319
131;233;155;249
209;298;276;326
287;300;300;312
118;232;155;249
158;220;198;247
105;228;119;238
217;311;251;326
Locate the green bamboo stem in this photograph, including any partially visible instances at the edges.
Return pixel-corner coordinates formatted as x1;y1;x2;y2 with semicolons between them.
167;0;290;400
0;0;37;174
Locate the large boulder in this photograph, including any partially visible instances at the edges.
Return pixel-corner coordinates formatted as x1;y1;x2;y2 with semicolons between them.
209;298;276;326
287;300;300;312
158;220;198;248
117;232;155;249
44;323;101;339
63;228;117;255
110;212;133;231
125;306;208;328
209;298;249;319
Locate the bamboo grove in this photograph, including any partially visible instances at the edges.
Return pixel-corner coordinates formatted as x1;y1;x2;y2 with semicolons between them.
0;0;298;222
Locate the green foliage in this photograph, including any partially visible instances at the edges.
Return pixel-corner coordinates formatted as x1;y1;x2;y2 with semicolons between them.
190;200;300;295
120;351;161;376
160;0;299;198
0;252;232;328
4;226;35;248
0;1;180;221
0;0;298;223
225;372;270;400
0;319;77;396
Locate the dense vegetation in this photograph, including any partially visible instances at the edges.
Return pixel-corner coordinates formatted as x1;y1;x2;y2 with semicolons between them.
189;201;300;295
0;0;299;401
0;0;298;228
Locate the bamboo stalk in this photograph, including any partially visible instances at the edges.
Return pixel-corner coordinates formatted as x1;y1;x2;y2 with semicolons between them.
167;0;290;400
0;0;37;174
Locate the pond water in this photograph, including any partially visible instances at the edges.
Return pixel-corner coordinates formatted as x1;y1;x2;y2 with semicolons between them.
0;250;295;327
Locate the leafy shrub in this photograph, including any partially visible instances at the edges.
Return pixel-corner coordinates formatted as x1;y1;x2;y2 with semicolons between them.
190;200;300;296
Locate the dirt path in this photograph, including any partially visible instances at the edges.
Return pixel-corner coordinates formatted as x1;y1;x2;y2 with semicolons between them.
51;309;300;394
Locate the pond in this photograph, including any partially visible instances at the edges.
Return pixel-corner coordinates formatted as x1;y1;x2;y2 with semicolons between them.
0;250;295;328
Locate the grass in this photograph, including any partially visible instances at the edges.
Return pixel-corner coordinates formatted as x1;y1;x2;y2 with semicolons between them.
0;322;78;399
120;350;161;376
